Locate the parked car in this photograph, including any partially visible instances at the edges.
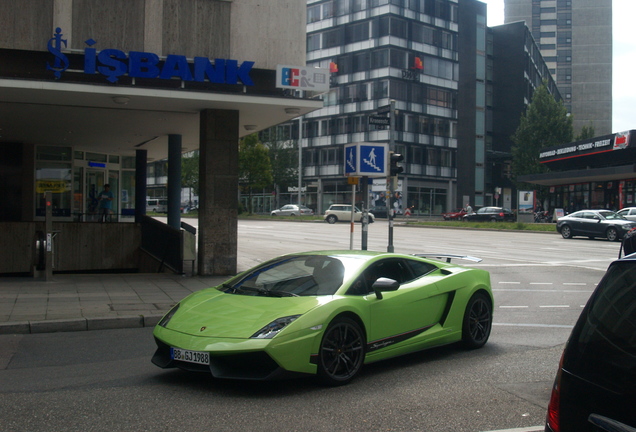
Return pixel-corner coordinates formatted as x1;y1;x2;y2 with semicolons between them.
442;208;467;220
324;204;375;224
369;206;388;218
556;209;636;242
146;198;168;213
545;252;636;432
616;206;636;221
463;206;516;222
152;250;493;385
271;204;314;216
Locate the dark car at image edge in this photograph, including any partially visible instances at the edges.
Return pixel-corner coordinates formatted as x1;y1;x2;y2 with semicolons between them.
555;209;636;242
545;253;636;432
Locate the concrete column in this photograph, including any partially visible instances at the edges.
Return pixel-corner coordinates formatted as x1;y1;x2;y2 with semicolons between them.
198;109;239;276
167;134;182;229
135;150;147;223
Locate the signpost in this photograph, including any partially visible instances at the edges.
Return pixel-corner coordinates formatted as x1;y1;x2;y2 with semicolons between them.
344;143;388;250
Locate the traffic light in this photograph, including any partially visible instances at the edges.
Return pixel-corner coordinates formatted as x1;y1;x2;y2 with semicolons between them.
389;151;404;177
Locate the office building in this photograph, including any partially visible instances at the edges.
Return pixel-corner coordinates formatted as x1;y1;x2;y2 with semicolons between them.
504;0;612;135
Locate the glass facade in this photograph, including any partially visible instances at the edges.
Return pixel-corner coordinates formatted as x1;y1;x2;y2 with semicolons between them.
300;0;462;216
36;145;135;222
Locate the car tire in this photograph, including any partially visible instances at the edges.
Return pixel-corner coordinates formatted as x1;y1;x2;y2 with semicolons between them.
290;213;296;216
326;215;337;224
271;213;276;216
461;292;492;350
560;224;572;239
317;316;365;386
490;217;497;222
606;227;619;242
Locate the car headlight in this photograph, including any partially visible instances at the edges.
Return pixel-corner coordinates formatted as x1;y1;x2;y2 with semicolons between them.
158;303;180;328
251;315;301;339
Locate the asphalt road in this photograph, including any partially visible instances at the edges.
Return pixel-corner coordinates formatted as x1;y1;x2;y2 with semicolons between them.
0;220;619;432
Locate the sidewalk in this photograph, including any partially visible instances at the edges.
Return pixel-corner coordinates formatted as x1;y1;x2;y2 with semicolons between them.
0;273;227;335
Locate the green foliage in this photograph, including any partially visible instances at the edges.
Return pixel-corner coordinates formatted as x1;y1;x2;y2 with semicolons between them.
264;138;298;189
181;151;199;196
511;81;573;191
575;122;596;141
239;134;273;213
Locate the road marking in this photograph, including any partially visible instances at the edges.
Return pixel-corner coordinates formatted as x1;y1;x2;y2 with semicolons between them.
539;305;570;308
499;305;528;308
481;427;544;432
498;281;521;284
529;282;553;285
563;282;587;285
494;322;574;329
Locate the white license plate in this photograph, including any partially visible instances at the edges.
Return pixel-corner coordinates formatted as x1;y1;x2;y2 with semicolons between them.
170;347;210;365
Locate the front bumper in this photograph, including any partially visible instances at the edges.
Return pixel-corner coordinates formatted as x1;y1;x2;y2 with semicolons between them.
151;325;320;380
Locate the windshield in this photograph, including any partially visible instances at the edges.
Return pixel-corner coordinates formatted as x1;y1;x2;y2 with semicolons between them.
222;255;366;297
599;211;625;220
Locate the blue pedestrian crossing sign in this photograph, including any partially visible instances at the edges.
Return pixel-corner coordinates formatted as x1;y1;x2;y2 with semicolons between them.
344;143;388;177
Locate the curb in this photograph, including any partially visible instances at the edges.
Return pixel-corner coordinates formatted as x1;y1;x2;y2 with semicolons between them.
0;314;164;335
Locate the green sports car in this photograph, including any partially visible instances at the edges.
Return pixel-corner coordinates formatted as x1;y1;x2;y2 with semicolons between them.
151;250;493;385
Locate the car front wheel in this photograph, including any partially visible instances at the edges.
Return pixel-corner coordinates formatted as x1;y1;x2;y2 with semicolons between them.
560;224;572;239
326;215;337;224
606;227;619;242
461;292;492;349
317;317;365;386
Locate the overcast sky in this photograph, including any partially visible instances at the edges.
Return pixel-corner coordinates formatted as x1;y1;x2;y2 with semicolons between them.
480;0;631;133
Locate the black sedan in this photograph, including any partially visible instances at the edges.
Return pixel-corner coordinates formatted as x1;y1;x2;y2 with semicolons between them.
556;209;636;242
463;207;516;222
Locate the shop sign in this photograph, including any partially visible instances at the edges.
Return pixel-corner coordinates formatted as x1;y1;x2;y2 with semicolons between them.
36;180;68;193
276;65;329;92
46;27;254;85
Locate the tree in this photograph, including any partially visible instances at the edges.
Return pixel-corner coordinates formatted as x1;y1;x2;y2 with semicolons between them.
575;122;596;141
262;134;298;208
511;81;573;193
239;134;273;214
181;151;199;205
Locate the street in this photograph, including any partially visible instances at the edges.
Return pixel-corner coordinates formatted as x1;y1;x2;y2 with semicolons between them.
0;220;619;432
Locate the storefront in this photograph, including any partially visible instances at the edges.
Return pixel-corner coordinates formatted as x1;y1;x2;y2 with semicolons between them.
518;130;636;213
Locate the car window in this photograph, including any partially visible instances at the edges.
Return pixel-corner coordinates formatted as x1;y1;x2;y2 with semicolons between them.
230;256;345;296
569;261;636;392
347;259;412;296
403;259;437;280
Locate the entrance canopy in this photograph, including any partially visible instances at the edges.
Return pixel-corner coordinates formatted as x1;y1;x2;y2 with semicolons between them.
0;77;320;161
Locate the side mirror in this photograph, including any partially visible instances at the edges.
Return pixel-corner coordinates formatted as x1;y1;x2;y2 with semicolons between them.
372;277;400;300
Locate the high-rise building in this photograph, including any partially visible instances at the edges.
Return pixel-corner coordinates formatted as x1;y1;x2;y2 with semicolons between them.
504;0;612;135
288;0;488;215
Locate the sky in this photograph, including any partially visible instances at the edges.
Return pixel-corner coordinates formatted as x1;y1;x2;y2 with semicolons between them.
480;0;633;133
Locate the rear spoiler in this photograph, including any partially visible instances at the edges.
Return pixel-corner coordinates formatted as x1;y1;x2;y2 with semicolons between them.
413;253;482;263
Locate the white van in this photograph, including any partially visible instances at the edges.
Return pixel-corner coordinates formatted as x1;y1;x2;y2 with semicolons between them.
146;198;168;213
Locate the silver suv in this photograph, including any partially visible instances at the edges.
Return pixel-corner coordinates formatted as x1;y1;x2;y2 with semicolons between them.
323;204;375;224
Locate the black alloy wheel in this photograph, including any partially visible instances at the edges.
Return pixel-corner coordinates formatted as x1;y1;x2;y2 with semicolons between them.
606;227;619;242
326;215;338;224
461;292;492;349
317;317;365;386
560;224;572;239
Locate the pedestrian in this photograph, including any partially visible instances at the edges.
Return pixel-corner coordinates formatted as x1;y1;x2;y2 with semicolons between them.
465;203;473;213
98;184;113;222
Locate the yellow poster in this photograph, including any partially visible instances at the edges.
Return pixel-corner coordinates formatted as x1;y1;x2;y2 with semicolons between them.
36;180;67;193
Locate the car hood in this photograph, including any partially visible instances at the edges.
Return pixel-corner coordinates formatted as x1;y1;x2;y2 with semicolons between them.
166;288;323;338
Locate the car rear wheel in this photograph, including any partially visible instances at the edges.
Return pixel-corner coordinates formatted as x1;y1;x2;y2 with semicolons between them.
560;224;572;239
489;217;497;222
606;227;619;242
326;215;337;224
461;292;492;349
317;317;365;386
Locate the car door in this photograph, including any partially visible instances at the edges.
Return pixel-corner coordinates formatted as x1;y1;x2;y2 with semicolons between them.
579;211;602;237
357;258;446;350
